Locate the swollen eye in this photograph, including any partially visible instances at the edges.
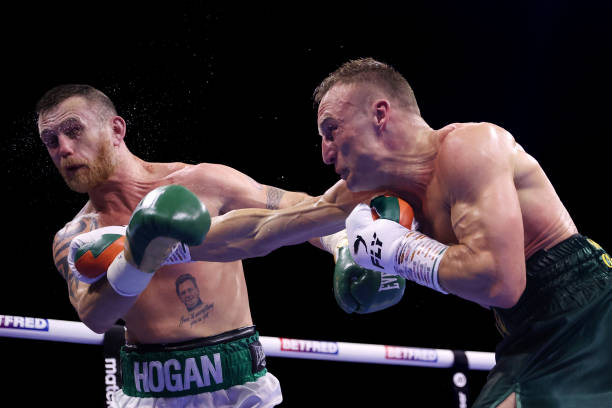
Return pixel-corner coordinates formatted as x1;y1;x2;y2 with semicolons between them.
59;118;83;138
42;135;58;148
325;125;337;141
64;125;81;138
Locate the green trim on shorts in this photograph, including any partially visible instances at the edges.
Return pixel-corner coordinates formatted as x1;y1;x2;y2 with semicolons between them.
120;332;267;398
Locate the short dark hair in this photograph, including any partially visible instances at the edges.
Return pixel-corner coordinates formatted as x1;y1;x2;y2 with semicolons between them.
175;273;198;296
313;57;419;113
35;84;117;119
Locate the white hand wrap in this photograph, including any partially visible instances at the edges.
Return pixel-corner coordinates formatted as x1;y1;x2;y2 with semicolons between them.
319;230;349;262
106;251;154;296
107;241;192;297
346;204;448;294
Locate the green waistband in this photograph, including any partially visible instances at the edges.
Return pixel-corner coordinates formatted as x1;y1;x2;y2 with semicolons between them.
120;331;267;398
493;235;611;337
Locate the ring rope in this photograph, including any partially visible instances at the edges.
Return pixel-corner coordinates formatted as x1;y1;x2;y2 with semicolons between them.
0;314;495;370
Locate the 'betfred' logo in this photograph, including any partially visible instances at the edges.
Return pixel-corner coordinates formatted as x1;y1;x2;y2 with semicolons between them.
280;338;338;354
385;346;438;362
0;315;49;331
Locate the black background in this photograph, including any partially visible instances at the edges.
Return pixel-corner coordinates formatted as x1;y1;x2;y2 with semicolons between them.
2;1;611;406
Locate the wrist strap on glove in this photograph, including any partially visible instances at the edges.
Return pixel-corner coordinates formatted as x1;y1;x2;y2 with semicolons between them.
394;230;448;294
107;251;153;297
107;242;193;297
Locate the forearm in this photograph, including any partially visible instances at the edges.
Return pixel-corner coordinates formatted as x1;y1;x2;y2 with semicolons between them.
191;196;349;262
345;203;525;308
438;244;525;308
75;279;139;333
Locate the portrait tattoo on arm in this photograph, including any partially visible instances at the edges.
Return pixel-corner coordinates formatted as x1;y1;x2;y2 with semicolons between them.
265;186;286;210
175;273;214;328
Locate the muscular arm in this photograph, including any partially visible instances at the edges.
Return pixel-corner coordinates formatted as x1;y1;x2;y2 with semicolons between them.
207;163;311;214
437;125;526;308
53;216;137;333
191;179;376;261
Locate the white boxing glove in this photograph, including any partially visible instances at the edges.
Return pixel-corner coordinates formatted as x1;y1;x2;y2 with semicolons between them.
346;203;449;294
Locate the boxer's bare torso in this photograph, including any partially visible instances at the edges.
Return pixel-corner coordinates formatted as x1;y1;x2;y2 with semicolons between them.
415;122;577;259
52;160;372;345
40;93;374;349
54;162;275;345
394;122;579;307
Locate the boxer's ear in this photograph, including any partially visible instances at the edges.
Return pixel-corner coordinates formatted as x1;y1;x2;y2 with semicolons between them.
373;99;390;135
110;116;127;145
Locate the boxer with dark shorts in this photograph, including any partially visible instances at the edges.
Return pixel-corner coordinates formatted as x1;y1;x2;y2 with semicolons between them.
316;57;612;407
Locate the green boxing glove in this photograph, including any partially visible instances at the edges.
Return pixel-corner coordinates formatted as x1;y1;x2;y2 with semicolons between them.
320;229;406;314
107;184;211;296
323;195;418;313
333;244;406;314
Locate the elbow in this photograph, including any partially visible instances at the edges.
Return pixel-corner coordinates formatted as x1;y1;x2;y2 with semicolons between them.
80;316;110;334
78;309;113;334
488;271;526;309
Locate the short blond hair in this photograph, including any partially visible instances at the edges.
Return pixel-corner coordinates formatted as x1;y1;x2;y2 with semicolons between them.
313;58;420;113
36;84;117;120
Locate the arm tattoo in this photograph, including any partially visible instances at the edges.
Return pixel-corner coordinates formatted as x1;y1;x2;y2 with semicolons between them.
53;241;75;296
52;217;99;300
265;186;286;210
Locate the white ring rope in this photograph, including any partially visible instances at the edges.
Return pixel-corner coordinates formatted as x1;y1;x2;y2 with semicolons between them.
0;314;495;370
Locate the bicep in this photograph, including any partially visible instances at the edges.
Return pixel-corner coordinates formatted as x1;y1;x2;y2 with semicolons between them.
443;128;525;279
451;175;524;265
209;165;312;213
253;184;311;210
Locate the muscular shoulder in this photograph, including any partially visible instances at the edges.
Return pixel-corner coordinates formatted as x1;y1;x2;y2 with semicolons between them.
437;123;516;194
169;162;268;214
441;122;514;149
439;123;515;166
171;163;258;189
53;212;100;254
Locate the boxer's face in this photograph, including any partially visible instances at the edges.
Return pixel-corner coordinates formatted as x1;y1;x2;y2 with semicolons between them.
38;96;118;193
318;83;381;191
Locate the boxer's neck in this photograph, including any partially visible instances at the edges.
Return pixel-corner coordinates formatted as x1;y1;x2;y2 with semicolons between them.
87;152;162;214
